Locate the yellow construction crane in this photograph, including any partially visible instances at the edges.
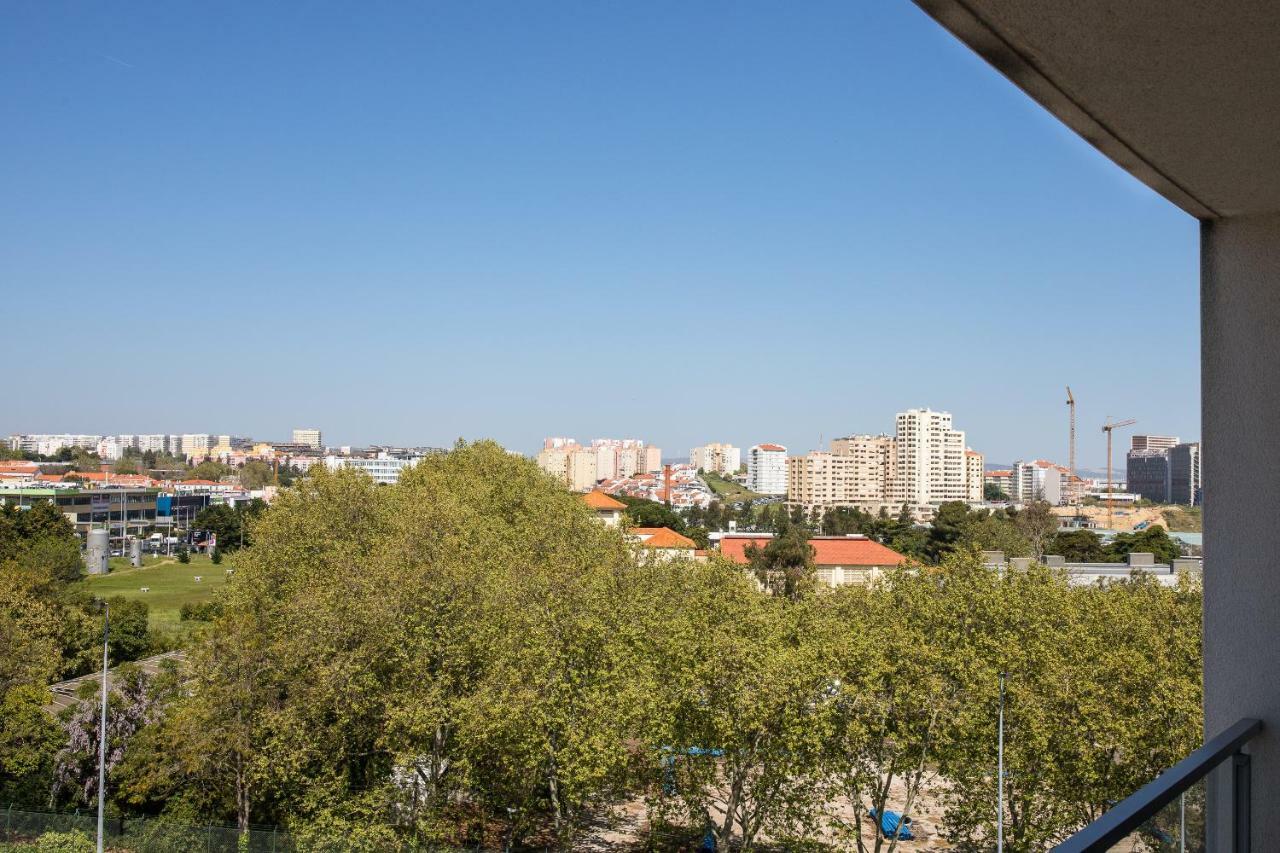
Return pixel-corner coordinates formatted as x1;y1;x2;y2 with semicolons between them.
1102;417;1137;530
1065;387;1076;502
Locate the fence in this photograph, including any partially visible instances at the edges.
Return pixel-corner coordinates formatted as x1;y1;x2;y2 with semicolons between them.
0;805;293;852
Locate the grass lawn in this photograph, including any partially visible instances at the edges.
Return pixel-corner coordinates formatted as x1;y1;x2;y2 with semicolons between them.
1161;506;1203;532
79;553;230;635
701;471;766;505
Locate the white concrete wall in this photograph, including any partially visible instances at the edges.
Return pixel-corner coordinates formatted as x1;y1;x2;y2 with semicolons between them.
1203;214;1280;850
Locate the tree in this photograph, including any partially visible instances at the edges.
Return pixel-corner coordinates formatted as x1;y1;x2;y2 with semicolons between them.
1048;529;1106;562
1011;501;1060;559
194;505;241;550
187;460;232;482
106;597;151;663
237;461;275;490
654;563;831;849
925;502;974;562
0;684;62;805
745;525;817;601
616;495;686;533
148;444;657;848
1105;526;1183;564
984;483;1010;501
69;447;102;473
51;664;167;809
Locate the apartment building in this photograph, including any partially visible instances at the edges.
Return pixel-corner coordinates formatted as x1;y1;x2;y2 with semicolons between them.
324;453;421;486
8;434;103;456
893;408;967;518
964;449;985;502
690;443;741;476
536;437;662;491
984;469;1013;498
1009;459;1065;505
136;434;173;454
292;428;323;449
746;444;788;494
180;434;213;458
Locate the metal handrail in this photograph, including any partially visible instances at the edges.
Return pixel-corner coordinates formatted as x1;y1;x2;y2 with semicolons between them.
1055;717;1262;852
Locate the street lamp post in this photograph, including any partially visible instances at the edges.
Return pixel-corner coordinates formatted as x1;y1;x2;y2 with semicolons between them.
997;671;1006;853
96;602;110;853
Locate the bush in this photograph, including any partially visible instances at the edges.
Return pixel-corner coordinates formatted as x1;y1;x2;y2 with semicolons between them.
33;831;94;853
211;548;222;565
179;600;222;622
176;548;190;564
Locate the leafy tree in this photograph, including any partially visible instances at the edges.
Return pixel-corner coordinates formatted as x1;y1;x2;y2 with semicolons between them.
925;501;974;561
112;456;141;475
1048;529;1106;562
69;447;102;473
194;505;242;550
1105;526;1183;564
187;460;232;482
984;483;1011;501
654;564;831;849
1011;501;1060;559
106;597;151;662
237;461;275;490
745;525;817;601
616;495;686;533
0;684;62;805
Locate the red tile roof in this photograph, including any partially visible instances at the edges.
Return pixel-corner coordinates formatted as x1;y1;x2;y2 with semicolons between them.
718;535;906;568
581;490;626;510
630;527;697;549
756;444;786;452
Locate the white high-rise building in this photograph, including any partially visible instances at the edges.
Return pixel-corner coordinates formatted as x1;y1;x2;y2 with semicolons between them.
690;443;742;476
892;409;967;518
292;428;323;449
747;444;788;495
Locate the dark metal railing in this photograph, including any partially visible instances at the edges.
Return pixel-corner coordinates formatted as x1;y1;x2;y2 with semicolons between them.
1055;717;1262;852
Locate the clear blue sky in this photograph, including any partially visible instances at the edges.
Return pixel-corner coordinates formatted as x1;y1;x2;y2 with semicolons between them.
1;2;1199;467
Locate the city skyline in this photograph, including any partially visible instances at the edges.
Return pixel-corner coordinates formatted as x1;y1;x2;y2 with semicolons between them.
2;3;1197;467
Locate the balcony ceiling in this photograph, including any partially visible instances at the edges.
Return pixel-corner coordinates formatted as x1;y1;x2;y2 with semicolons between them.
913;0;1280;219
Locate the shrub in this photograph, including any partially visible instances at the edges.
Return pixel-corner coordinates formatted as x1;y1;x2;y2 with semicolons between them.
34;830;94;853
210;548;222;565
176;548;190;564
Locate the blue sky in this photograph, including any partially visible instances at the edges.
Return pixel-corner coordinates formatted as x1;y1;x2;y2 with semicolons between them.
1;2;1199;466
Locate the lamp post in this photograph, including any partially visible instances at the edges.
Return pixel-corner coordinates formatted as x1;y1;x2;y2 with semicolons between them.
96;602;110;853
997;671;1006;853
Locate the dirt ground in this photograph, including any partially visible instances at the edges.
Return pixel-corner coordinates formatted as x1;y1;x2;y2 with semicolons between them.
1051;504;1169;532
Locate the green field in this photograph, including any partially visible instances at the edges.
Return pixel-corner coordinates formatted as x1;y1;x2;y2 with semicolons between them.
79;553;229;634
701;471;766;504
1162;506;1203;532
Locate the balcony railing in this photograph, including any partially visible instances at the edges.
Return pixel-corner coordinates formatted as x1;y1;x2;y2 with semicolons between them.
1055;717;1262;852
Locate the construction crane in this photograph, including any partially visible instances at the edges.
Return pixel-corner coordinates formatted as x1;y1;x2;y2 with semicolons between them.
1102;417;1137;530
1065;387;1076;502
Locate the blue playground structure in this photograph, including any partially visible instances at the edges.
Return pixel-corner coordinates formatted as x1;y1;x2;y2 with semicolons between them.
868;808;915;841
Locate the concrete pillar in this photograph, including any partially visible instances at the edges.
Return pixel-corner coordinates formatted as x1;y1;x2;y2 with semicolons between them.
1202;214;1280;850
